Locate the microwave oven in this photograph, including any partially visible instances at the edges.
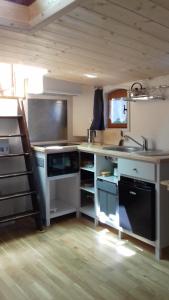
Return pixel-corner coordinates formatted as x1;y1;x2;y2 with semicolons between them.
47;151;79;176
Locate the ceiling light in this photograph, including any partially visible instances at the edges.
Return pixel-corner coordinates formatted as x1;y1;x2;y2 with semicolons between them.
84;73;97;78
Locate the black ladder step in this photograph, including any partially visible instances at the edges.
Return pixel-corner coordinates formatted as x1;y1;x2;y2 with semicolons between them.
0;153;29;158
0;210;40;224
0;134;25;138
0;115;23;119
0;171;32;179
0;190;36;201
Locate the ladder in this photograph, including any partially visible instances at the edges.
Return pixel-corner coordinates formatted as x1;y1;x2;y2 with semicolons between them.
0;97;43;230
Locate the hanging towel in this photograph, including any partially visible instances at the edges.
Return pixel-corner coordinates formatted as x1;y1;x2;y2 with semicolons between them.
90;88;105;130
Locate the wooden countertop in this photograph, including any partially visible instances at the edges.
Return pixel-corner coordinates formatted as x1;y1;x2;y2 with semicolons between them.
78;143;169;163
32;142;169;163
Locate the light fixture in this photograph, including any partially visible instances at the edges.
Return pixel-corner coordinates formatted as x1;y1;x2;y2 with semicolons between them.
84;73;97;78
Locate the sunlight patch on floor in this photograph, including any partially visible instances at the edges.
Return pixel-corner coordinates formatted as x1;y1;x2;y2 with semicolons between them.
97;228;136;257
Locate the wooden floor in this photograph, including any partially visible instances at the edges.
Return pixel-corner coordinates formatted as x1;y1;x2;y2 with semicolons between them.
0;217;169;300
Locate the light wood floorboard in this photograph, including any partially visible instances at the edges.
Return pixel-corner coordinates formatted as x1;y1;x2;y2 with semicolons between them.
0;217;169;300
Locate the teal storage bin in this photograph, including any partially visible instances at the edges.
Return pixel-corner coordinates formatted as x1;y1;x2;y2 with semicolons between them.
97;178;118;216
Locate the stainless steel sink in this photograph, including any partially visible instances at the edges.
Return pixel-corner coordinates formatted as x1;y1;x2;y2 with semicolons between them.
134;150;169;156
103;145;169;156
103;145;141;152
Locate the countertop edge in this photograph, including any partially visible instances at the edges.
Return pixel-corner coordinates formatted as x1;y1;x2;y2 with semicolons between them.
31;143;169;163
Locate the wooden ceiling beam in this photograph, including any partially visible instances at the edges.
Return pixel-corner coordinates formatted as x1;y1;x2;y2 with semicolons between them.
29;0;83;29
0;0;29;29
0;0;82;31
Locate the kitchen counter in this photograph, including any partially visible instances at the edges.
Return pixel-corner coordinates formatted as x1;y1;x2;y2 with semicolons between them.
32;141;169;260
31;141;80;153
32;142;169;163
77;143;169;163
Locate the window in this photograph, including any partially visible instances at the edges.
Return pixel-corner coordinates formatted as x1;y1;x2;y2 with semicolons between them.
0;63;47;97
108;89;128;128
0;63;12;96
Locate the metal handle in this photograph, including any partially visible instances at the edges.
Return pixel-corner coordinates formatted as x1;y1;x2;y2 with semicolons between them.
131;82;143;91
129;191;136;196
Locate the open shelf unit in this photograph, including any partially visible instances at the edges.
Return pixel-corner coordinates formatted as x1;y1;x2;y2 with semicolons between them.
50;200;77;219
80;186;95;194
79;204;96;219
79;151;119;226
97;175;118;184
80;166;95;173
95;155;119;228
79;151;96;221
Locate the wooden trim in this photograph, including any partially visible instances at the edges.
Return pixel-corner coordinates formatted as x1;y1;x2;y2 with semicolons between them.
108;89;127;100
108;120;127;128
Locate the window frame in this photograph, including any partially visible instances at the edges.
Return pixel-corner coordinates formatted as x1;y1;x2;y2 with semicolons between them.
107;89;128;129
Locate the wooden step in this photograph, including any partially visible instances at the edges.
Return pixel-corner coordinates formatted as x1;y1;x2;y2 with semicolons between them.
0;171;32;179
0;210;40;224
0;134;25;138
0;153;29;158
0;190;36;201
0;115;22;119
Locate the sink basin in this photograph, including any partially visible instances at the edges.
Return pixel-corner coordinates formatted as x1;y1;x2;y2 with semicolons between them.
103;145;141;153
103;145;169;156
135;150;169;156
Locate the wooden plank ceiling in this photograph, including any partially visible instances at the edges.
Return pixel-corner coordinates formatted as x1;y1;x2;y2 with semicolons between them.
0;0;169;86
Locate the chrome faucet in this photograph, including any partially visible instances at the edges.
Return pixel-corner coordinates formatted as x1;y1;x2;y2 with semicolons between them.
124;135;148;150
119;131;148;150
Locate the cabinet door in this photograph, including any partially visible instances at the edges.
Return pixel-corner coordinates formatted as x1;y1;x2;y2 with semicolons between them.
118;181;155;241
107;193;117;216
99;190;107;214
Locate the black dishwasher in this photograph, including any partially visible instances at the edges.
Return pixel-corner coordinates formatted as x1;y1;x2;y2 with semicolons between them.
118;176;155;241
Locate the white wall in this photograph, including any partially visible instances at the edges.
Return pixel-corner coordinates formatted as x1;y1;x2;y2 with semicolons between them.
72;74;169;150
73;85;94;137
104;74;169;150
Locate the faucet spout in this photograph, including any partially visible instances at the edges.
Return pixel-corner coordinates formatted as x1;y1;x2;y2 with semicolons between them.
124;134;148;150
141;136;148;151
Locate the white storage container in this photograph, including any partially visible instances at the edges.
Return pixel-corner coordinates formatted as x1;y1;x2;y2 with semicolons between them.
0;138;9;155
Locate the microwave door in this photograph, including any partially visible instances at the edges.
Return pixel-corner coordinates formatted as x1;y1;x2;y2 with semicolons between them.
47;153;64;176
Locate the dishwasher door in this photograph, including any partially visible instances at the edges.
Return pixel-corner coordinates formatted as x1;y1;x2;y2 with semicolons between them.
118;176;155;241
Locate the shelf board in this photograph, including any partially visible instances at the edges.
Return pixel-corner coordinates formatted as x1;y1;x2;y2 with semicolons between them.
80;166;95;172
50;201;77;219
80;205;96;218
48;173;79;181
80;186;95;194
97;175;118;184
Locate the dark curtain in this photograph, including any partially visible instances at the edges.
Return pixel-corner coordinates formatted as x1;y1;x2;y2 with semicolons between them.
90;88;105;130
